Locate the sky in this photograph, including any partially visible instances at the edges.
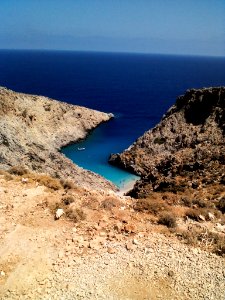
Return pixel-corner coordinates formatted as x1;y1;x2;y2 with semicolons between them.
0;0;224;56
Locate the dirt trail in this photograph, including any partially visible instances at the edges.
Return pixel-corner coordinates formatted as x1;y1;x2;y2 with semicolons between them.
0;174;224;300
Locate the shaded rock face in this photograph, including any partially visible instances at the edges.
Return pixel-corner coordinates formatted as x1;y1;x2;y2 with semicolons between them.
0;87;116;191
109;87;225;198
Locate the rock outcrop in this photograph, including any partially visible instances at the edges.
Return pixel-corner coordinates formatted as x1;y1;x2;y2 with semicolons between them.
0;87;116;191
109;87;225;197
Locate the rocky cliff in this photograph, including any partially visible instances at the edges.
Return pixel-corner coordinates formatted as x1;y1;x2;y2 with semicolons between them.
0;87;116;191
109;87;225;197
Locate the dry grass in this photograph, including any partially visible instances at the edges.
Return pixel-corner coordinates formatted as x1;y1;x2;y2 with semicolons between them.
0;169;9;176
62;195;76;205
35;174;63;190
60;179;77;190
4;174;14;181
185;208;208;221
134;197;170;215
101;196;121;210
8;165;29;176
217;197;225;213
178;227;225;256
65;207;86;222
158;212;177;228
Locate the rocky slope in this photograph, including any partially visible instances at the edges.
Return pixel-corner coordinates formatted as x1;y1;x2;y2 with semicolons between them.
0;171;224;300
0;87;115;191
109;87;225;197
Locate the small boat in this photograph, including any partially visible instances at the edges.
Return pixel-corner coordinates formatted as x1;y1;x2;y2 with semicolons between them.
77;147;85;151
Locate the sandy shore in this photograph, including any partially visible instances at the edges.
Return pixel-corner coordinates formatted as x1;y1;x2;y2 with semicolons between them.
117;176;139;196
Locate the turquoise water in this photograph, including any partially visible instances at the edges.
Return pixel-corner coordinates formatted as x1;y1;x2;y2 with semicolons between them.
62;119;140;188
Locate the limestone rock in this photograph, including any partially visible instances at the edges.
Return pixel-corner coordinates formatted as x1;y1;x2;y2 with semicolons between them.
107;247;117;254
109;87;225;198
55;208;64;220
0;87;116;191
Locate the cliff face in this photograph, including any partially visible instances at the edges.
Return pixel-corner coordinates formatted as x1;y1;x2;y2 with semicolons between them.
109;87;225;197
0;87;115;191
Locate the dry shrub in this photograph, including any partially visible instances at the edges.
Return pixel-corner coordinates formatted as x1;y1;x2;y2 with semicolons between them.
192;199;211;208
158;212;177;228
181;197;192;207
179;229;199;246
217;197;225;213
36;174;62;190
179;227;225;256
62;195;76;205
8;165;29;176
185;208;208;221
65;207;86;222
134;198;170;215
0;169;13;181
0;169;8;176
101;196;121;210
4;173;13;181
60;179;76;190
82;195;100;210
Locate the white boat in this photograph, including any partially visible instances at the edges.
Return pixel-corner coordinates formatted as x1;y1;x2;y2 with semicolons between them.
77;147;85;151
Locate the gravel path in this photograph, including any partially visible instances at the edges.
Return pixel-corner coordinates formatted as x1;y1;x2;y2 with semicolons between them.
3;234;224;300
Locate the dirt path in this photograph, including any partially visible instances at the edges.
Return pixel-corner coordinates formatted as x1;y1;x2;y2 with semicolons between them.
0;175;224;300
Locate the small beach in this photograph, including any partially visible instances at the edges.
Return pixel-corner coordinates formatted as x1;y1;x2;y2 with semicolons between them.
117;176;139;196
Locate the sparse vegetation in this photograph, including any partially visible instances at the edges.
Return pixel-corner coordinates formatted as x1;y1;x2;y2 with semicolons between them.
158;212;177;228
185;208;207;221
8;165;29;176
63;195;76;205
134;197;170;215
181;197;192;207
60;179;76;190
0;169;13;181
35;174;63;190
192;199;210;208
217;197;225;213
178;227;225;257
65;207;86;222
154;137;166;145
101;196;121;210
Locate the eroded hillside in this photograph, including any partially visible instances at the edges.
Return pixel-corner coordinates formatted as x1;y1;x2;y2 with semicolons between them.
110;87;225;198
0;87;115;191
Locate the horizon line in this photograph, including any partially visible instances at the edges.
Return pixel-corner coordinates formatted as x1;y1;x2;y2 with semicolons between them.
0;48;224;59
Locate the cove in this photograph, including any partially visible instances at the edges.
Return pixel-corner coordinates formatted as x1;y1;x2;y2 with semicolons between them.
62;117;140;189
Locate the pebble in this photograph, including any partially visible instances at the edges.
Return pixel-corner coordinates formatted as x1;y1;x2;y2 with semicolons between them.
126;241;135;251
133;238;139;245
107;247;117;254
0;270;6;276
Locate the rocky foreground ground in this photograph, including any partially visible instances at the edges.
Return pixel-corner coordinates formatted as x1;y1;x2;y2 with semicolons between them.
0;170;224;300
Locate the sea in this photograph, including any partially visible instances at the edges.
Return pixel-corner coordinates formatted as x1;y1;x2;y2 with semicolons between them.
0;50;225;187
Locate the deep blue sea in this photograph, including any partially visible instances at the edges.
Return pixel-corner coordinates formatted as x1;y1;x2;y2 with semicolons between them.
0;50;225;187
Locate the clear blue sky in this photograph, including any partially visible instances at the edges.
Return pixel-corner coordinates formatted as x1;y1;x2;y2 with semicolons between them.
0;0;224;56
